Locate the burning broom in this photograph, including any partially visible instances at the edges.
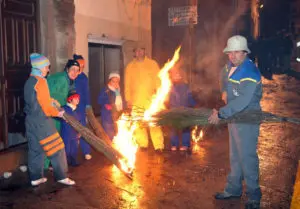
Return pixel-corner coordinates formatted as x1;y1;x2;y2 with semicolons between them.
152;107;300;128
57;106;134;179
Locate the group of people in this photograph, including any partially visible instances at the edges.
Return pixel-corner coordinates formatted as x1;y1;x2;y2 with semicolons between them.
24;53;92;186
24;35;262;209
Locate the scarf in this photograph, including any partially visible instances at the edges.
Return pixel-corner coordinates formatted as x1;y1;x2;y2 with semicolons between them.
108;84;123;111
31;68;43;78
67;103;77;111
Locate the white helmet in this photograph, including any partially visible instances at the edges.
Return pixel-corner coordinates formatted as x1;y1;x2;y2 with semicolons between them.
223;35;251;54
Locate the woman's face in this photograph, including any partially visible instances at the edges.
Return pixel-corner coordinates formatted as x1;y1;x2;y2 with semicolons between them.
109;77;120;89
68;66;80;80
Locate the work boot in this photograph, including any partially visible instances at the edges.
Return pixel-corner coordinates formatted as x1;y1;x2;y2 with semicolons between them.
214;191;241;200
245;200;260;209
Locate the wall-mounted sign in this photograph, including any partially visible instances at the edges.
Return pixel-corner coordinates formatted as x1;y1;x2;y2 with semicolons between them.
168;6;198;26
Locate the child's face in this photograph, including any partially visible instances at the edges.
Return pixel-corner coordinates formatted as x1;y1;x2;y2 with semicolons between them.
171;71;182;82
70;97;80;106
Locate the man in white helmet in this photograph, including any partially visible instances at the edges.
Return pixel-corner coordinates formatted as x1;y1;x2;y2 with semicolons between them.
208;35;262;209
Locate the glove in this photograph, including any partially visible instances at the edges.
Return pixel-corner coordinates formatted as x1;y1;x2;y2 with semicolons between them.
105;104;112;110
52;99;61;107
58;110;65;118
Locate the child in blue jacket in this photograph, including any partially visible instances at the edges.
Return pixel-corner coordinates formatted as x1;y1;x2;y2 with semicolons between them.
168;68;196;151
98;73;124;140
61;90;81;166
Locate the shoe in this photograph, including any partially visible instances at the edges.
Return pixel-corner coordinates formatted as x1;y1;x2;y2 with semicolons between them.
57;178;76;186
214;191;241;200
171;146;177;151
245;200;260;209
179;146;188;151
31;177;47;186
85;154;92;160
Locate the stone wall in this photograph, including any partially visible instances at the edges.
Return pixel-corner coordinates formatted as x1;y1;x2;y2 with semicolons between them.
39;0;75;73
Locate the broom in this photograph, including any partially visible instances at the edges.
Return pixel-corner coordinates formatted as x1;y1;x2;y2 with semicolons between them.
152;107;300;129
56;106;134;179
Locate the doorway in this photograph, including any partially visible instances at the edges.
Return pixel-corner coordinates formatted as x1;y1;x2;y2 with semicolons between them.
88;43;124;116
0;0;38;149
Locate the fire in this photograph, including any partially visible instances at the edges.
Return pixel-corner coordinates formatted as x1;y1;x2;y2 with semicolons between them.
192;126;203;143
111;46;181;175
112;114;138;174
192;126;203;152
144;46;181;121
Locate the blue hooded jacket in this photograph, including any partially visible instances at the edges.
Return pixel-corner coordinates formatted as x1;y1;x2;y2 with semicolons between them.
75;72;91;122
169;83;196;108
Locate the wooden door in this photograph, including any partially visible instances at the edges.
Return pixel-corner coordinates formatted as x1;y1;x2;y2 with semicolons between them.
0;0;38;148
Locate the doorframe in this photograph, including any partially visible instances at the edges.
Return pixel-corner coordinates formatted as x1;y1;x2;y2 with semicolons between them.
87;36;125;116
0;0;8;148
0;0;39;149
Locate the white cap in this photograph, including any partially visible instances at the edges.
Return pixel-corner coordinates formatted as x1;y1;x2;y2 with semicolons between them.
108;72;120;80
223;35;251;54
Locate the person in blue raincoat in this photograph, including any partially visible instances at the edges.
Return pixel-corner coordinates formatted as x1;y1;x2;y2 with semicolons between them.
24;53;75;186
73;54;92;160
168;67;196;151
98;73;124;140
61;90;81;167
208;35;262;209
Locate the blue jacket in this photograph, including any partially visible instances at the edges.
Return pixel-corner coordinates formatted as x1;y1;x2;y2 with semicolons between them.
169;83;196;108
61;105;80;140
75;73;91;120
98;87;117;124
219;57;262;119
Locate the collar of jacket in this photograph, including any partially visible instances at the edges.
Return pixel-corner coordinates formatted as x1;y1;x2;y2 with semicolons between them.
226;57;250;77
67;103;77;111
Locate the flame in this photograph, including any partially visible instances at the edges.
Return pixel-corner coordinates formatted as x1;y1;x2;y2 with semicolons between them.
192;126;203;143
111;46;181;174
112;114;138;174
192;126;203;152
144;46;181;121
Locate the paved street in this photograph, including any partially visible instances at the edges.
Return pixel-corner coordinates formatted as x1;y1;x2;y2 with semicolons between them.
1;74;300;209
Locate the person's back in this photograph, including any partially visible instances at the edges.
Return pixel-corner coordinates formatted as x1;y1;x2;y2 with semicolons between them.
47;71;70;107
24;76;49;119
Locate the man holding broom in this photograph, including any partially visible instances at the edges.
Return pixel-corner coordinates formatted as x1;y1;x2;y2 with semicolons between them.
208;35;262;209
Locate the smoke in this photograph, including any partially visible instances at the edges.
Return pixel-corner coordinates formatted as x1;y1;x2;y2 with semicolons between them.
188;0;248;105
